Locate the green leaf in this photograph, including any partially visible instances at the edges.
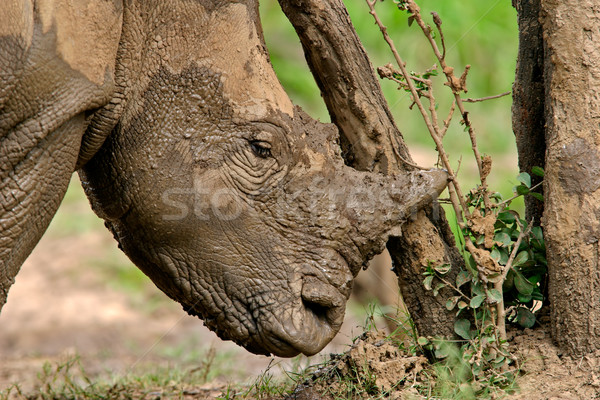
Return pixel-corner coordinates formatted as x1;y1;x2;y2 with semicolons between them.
487;288;503;304
535;253;548;266
494;232;512;247
527;274;542;284
517;172;532;188
470;294;486;309
503;268;515;291
532;226;544;242
530;192;544;202
465;253;477;274
490;247;501;262
434;263;451;275
423;275;434;291
446;296;460;310
454;319;472;340
499;247;510;265
456;270;471;288
497;211;516;224
532;288;544;301
490;192;503;202
493;356;506;368
433;283;446;297
513;251;530;267
516;184;530;196
514;271;534;296
531;166;545;177
472;282;486;296
434;344;450;359
475;234;485;245
512;226;523;240
458;300;468;310
417;336;429;346
531;226;546;252
517;292;533;303
516;308;536;328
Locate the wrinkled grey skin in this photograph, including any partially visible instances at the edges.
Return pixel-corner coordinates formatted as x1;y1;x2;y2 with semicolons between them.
0;0;447;357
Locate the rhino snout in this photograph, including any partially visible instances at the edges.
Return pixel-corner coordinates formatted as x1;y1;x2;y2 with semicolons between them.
270;273;350;357
301;275;347;322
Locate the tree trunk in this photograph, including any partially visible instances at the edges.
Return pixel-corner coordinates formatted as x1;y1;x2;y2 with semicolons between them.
512;0;545;226
514;0;600;356
540;0;600;355
278;0;463;338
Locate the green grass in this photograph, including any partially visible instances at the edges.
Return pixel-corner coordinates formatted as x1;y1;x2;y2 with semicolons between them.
1;304;521;400
0;348;244;400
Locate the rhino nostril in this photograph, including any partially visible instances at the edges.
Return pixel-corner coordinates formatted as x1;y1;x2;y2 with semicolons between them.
301;276;345;320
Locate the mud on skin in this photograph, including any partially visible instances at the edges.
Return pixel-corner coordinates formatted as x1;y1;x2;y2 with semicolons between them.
81;64;448;357
1;0;448;357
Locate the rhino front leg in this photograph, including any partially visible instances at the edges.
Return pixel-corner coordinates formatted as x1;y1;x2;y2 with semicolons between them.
0;2;122;311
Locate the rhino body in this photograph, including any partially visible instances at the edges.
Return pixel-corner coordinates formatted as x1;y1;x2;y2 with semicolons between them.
0;0;447;357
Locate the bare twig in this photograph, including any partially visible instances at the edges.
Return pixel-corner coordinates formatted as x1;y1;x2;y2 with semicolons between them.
437;275;471;302
494;218;533;371
441;99;456;138
497;181;543;209
499;219;533;284
370;1;527;376
391;135;430;170
431;11;446;59
404;1;492;213
366;0;470;224
463;91;511;103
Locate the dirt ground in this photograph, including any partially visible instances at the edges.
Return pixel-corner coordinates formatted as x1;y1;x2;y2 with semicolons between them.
1;180;599;399
285;327;600;400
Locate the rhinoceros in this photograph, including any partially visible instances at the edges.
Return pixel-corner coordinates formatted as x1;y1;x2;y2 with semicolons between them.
0;0;447;357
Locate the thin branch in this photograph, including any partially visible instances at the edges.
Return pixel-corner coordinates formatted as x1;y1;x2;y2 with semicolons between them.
463;91;511;103
431;11;446;59
497;181;543;209
494;218;533;371
405;0;492;213
441;99;456;138
366;0;470;224
499;219;534;283
391;134;430;170
437;275;470;302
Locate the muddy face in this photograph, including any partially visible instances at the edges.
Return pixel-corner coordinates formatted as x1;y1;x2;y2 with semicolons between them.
80;0;447;357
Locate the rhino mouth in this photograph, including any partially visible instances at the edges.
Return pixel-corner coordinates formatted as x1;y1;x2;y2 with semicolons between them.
250;252;353;357
256;292;346;357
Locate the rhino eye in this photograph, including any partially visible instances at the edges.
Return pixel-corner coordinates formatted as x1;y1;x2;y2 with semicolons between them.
249;140;272;159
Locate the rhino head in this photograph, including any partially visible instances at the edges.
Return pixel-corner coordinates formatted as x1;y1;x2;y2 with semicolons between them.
77;0;446;357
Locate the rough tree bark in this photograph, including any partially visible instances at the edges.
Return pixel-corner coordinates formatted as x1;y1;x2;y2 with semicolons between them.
278;0;463;338
514;0;600;356
541;0;600;356
512;0;545;226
